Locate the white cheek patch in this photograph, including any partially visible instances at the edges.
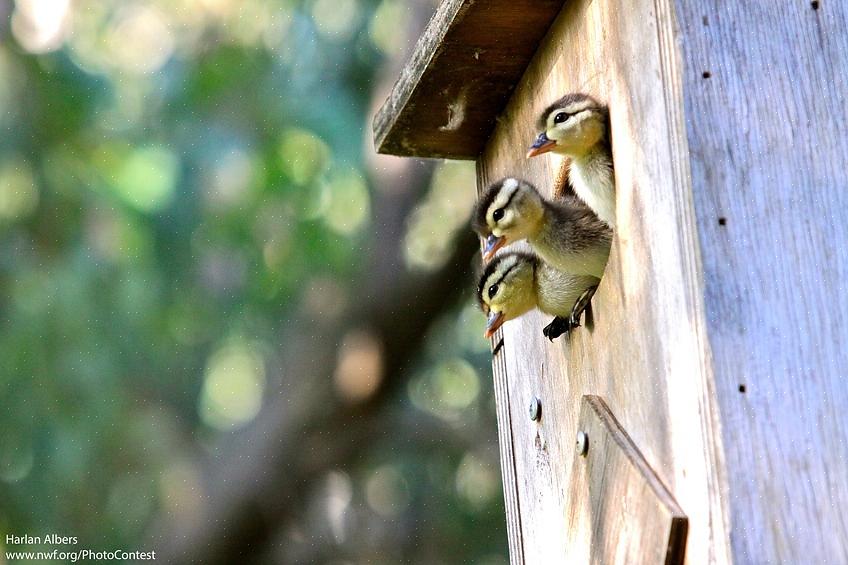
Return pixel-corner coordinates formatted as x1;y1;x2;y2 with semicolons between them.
570;111;590;128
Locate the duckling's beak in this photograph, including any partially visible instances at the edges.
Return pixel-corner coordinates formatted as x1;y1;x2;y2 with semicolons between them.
483;234;506;261
484;310;506;338
526;132;556;158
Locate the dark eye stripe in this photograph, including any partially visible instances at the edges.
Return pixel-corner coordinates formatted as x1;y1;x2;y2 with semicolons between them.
557;107;590;120
488;262;520;294
498;185;521;213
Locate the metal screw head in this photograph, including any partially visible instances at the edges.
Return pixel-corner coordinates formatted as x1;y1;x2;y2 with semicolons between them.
576;431;589;456
528;397;542;421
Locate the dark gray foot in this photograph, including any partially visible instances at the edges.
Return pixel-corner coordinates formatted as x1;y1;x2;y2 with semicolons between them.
542;316;579;341
569;285;598;328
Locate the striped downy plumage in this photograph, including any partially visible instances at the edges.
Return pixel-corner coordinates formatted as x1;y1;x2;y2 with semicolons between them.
527;93;616;229
477;251;598;340
472;177;611;278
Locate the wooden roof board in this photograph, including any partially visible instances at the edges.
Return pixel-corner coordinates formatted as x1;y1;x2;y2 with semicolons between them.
372;0;567;160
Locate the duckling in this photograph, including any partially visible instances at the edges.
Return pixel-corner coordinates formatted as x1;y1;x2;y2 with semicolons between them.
527;93;616;228
478;251;598;340
472;177;611;278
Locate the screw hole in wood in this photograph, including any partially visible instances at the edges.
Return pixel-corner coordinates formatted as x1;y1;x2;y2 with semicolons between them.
718;217;727;226
738;384;746;393
811;1;820;10
702;71;711;79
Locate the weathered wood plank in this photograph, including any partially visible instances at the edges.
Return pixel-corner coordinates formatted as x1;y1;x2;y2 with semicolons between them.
476;0;731;562
373;0;566;160
565;395;687;565
674;1;848;562
486;331;526;565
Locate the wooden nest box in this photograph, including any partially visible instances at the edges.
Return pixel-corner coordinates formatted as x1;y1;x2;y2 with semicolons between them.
374;1;848;563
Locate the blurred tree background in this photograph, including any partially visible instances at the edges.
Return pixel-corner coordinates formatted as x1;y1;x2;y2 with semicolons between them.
0;0;507;563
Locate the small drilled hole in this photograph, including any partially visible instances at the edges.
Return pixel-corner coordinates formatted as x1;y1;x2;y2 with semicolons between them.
811;1;820;10
702;71;712;79
718;217;727;226
738;384;746;393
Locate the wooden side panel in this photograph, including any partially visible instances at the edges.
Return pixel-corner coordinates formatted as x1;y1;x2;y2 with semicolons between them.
565;396;687;565
477;0;731;562
373;0;566;160
487;332;525;565
673;2;848;562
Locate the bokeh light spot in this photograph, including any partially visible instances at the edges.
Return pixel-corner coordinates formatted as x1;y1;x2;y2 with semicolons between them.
312;0;360;40
455;452;498;511
106;5;174;74
205;148;257;210
324;471;353;542
111;146;179;213
365;464;410;517
279;128;330;186
404;160;476;270
321;168;370;236
408;357;480;422
11;0;72;54
0;156;39;221
369;0;407;55
433;358;479;409
199;340;266;430
334;329;383;403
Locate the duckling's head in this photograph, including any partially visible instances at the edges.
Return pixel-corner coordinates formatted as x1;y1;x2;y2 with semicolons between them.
477;252;538;337
527;93;607;158
472;178;545;261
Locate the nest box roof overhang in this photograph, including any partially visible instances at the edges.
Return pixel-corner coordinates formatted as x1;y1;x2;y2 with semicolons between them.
373;0;567;160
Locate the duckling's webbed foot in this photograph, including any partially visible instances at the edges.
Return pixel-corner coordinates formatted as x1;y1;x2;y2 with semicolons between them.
542;316;579;341
569;285;599;328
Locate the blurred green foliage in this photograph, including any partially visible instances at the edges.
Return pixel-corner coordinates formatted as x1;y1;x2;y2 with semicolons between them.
0;0;505;562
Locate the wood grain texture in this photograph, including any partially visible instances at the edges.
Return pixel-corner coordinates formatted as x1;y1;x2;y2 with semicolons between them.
487;330;525;565
565;395;687;565
372;0;566;160
476;0;731;562
673;1;848;562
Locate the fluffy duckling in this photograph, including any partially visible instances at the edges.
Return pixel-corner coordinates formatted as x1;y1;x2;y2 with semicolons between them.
527;93;616;228
478;251;598;340
472;177;611;278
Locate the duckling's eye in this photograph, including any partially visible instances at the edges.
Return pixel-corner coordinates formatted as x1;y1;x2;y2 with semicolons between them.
492;208;505;222
488;284;499;299
554;111;569;124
